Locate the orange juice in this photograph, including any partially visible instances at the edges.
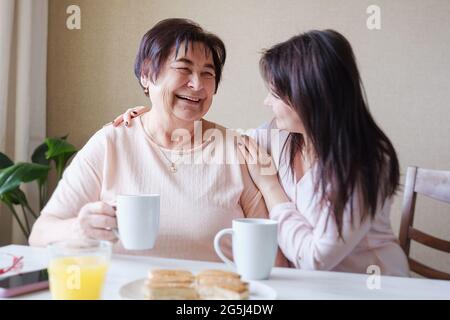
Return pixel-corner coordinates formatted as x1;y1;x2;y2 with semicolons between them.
48;256;109;300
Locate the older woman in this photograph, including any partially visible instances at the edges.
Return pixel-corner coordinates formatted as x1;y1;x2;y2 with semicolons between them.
29;19;288;265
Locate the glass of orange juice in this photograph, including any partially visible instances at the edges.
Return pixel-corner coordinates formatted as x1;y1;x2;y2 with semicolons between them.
47;239;112;300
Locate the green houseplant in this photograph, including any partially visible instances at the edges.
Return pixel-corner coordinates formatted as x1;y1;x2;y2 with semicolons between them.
0;136;77;240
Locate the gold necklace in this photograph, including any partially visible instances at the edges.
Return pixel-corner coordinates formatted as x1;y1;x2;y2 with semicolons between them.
147;132;184;173
146;122;213;173
159;148;184;173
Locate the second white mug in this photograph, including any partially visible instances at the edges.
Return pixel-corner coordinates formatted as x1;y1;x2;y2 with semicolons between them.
214;218;278;280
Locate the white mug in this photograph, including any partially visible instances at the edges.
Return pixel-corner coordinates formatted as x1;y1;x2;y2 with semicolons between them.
115;194;160;250
214;218;278;280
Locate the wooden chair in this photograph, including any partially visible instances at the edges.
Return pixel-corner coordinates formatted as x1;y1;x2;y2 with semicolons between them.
399;166;450;280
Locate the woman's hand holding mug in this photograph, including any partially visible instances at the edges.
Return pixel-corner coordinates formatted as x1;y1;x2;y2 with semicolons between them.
72;201;118;242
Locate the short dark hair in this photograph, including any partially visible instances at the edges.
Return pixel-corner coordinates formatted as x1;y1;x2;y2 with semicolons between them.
134;18;226;96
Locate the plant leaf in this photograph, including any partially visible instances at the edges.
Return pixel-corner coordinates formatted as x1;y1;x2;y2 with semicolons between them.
0;152;14;169
0;162;51;195
45;138;77;160
31;143;51;187
31;143;50;166
0;188;27;205
45;138;77;180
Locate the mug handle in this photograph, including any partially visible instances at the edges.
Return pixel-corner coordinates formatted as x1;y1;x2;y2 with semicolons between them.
214;228;235;269
111;228;120;239
110;204;119;239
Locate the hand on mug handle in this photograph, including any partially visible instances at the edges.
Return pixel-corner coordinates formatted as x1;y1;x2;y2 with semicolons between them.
73;201;118;242
111;228;120;239
213;228;236;270
109;204;121;240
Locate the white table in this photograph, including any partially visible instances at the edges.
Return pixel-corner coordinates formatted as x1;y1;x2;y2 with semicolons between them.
1;245;449;300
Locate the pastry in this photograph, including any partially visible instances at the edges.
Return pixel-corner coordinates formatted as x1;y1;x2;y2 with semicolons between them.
196;269;249;300
145;269;198;300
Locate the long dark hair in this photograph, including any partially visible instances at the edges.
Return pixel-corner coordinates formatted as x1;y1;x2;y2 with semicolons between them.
260;30;400;235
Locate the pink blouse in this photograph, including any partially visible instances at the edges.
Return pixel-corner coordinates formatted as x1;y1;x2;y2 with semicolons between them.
251;120;410;277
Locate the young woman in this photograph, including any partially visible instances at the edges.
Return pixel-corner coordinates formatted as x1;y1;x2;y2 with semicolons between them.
118;30;410;276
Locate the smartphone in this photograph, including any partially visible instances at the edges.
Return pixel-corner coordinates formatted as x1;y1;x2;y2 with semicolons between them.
0;269;49;298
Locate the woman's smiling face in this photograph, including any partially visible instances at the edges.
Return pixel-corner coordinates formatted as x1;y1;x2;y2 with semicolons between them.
264;91;305;134
141;41;217;122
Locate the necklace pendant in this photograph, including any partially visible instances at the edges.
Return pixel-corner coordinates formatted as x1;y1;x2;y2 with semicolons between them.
169;164;177;173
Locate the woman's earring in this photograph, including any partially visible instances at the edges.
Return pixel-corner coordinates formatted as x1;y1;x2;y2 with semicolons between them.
144;87;149;95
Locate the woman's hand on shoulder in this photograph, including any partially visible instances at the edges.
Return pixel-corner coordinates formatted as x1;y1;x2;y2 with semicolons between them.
237;135;279;192
238;135;289;210
112;106;150;127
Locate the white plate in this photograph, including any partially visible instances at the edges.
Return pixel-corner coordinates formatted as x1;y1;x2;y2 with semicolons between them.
119;278;277;300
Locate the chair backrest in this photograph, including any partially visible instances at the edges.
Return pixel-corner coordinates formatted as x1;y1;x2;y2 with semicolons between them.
399;166;450;280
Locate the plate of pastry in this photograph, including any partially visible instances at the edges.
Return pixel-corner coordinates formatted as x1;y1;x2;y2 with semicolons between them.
119;269;277;300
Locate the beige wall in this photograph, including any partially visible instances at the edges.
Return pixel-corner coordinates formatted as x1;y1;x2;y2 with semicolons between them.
47;0;450;273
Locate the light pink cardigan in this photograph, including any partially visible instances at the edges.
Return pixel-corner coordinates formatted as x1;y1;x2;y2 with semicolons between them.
251;121;410;277
42;118;288;265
